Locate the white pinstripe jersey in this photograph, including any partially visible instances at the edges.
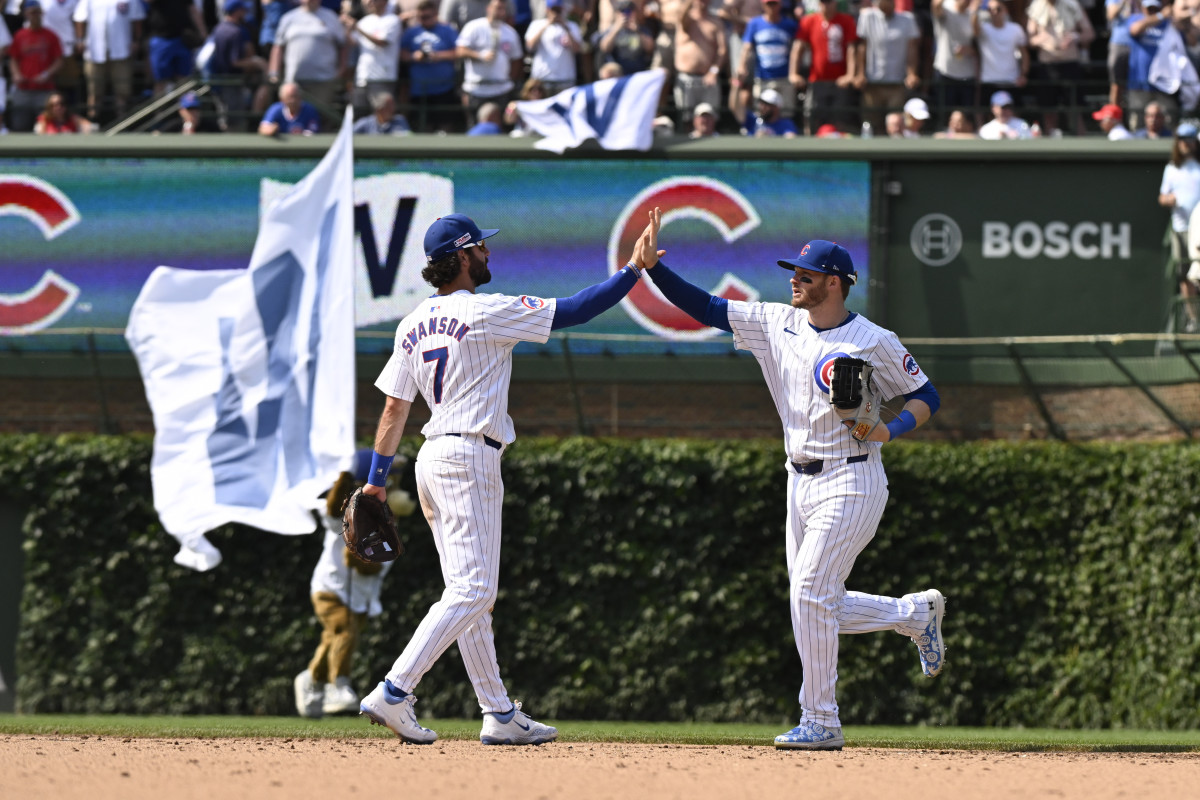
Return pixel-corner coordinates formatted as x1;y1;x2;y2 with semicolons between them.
726;301;929;461
374;290;557;444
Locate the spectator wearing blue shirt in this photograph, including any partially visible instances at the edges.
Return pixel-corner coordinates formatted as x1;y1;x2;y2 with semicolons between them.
258;81;322;135
259;0;300;57
742;87;799;137
466;100;503;134
400;0;463;132
353;92;412;133
737;0;798;116
1134;99;1174;138
1106;0;1142;107
207;0;268;129
1127;0;1178;128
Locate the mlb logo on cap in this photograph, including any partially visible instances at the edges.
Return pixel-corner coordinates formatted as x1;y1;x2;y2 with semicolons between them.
777;240;857;283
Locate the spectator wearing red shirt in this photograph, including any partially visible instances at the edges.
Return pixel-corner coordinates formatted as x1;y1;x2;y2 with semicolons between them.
789;0;859;135
9;0;65;132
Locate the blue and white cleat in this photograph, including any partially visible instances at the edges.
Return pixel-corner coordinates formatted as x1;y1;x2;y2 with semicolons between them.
480;701;558;745
912;589;947;678
359;680;438;744
774;720;845;751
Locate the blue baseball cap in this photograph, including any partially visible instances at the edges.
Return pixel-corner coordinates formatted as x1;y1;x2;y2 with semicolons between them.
423;213;499;262
1177;122;1199;138
223;0;248;13
777;240;857;284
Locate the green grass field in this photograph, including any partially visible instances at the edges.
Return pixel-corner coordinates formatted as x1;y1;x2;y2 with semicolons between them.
2;714;1198;752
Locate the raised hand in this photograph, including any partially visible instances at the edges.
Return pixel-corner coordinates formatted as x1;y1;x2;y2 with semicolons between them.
631;206;666;270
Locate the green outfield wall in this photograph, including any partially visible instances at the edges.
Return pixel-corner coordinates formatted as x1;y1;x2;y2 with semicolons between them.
0;135;1178;358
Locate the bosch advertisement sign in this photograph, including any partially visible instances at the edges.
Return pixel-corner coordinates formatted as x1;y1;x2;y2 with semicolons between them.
887;161;1166;337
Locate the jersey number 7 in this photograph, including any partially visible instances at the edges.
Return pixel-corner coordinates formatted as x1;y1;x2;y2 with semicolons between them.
423;346;449;403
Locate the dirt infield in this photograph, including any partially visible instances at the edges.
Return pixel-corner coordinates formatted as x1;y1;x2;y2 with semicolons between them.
5;735;1199;800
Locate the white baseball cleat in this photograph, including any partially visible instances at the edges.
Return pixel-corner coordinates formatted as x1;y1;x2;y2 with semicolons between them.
911;589;947;678
360;681;438;744
480;701;558;746
293;670;324;719
322;676;360;715
774;720;845;751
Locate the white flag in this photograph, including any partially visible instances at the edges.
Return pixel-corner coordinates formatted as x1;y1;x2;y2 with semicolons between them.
515;69;666;154
126;110;358;571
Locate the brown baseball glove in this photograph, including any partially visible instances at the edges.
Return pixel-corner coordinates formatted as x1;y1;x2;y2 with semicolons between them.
341;487;403;563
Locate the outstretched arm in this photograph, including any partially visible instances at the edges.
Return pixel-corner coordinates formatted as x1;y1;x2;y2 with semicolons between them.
552;207;665;330
645;262;732;332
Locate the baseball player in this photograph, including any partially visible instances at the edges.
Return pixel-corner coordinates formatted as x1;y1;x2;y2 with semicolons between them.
639;208;945;751
358;210;663;745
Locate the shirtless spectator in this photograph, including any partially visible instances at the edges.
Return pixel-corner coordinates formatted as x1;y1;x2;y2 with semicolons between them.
674;0;725;125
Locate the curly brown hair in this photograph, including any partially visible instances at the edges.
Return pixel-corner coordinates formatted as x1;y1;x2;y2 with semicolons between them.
421;252;463;288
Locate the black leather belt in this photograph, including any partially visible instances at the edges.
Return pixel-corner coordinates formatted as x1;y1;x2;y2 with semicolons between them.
792;453;868;475
447;433;502;450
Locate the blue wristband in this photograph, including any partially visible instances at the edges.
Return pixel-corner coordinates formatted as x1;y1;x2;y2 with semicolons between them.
367;451;394;487
885;409;918;441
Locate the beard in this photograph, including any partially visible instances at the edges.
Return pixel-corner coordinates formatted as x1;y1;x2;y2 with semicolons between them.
791;278;828;309
467;249;491;287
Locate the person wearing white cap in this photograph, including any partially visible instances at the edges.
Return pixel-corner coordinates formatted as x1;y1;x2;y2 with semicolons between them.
978;89;1032;139
902;96;929;137
689;101;719;138
744;86;799;137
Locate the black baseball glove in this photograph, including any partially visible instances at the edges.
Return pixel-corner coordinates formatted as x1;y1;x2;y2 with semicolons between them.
341;487;404;563
828;356;883;442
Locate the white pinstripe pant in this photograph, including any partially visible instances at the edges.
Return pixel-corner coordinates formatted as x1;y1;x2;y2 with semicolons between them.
385;434;511;713
785;455;932;728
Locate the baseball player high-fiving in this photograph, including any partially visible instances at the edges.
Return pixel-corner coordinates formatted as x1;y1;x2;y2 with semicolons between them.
358;211;663;746
640;208;945;751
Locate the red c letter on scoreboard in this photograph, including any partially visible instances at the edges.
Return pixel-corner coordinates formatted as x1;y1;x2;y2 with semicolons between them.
0;176;82;333
609;178;761;339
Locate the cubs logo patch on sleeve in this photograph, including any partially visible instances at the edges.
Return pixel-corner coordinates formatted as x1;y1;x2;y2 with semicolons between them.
902;353;923;377
520;295;546;310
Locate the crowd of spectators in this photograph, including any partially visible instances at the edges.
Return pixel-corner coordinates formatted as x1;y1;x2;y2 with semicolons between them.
2;0;1199;136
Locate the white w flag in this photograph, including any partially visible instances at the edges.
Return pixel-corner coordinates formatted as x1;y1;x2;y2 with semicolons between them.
515;69;666;154
126;110;358;571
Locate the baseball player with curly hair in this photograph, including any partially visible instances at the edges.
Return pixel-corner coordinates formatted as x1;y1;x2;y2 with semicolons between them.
638;208;945;751
358;211;663;746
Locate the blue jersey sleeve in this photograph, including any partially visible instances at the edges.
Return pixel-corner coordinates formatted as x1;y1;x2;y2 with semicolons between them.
644;262;732;332
903;380;940;415
550;266;639;330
